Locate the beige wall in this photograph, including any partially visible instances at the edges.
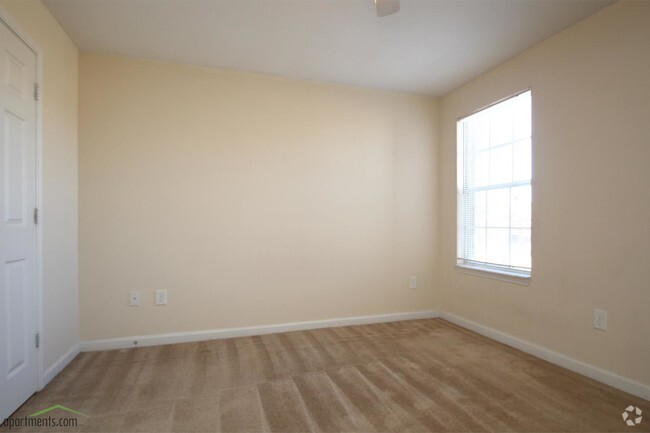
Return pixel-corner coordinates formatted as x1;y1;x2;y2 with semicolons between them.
0;1;79;372
439;1;650;386
78;54;439;340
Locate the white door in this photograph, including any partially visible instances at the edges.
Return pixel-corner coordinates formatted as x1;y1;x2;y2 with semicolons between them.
0;19;38;423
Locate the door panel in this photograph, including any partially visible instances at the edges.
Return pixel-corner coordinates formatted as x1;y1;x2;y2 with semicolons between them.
6;259;27;379
4;110;26;224
0;19;38;423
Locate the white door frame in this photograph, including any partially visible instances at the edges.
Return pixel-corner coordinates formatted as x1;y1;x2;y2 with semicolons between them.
0;11;44;391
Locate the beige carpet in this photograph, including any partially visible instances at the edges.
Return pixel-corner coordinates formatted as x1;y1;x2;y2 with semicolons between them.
2;319;648;432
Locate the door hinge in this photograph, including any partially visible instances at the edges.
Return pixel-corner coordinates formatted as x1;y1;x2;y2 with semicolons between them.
35;333;40;348
33;83;39;101
33;207;39;225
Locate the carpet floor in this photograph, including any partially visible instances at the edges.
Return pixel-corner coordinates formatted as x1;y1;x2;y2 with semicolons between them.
2;318;648;432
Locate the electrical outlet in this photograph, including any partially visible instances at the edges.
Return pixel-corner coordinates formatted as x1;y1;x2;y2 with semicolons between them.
155;289;167;306
594;308;607;331
409;276;417;289
129;291;140;307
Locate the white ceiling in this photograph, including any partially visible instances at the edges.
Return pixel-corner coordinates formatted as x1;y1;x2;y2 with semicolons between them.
43;0;612;96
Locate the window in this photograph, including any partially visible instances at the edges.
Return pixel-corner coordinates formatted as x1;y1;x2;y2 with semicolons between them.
457;90;531;279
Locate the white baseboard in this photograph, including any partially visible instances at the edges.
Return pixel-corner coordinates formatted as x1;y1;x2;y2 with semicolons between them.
77;308;649;401
80;310;441;352
440;311;650;401
41;344;80;389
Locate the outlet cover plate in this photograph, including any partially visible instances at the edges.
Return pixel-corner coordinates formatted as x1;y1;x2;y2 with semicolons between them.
155;289;168;306
594;308;607;331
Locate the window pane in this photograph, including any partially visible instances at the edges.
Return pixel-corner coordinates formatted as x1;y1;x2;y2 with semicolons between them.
473;190;487;228
469;228;486;263
489;103;513;146
489;144;512;185
486;188;509;227
469;149;489;187
510;228;531;269
513;94;531;141
513;139;531;182
511;185;531;228
470;112;490;151
486;228;510;265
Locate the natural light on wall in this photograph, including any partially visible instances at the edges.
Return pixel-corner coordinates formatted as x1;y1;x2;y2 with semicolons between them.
457;90;532;278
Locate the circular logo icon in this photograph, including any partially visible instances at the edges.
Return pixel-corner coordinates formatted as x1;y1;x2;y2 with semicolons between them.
622;405;642;427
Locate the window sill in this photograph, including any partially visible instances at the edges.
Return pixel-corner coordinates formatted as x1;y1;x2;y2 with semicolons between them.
455;264;531;286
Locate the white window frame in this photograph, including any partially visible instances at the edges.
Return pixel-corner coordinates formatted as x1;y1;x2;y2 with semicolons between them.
456;90;532;283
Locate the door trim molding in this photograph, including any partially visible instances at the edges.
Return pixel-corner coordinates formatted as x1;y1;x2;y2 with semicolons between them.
0;11;44;391
43;344;79;386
